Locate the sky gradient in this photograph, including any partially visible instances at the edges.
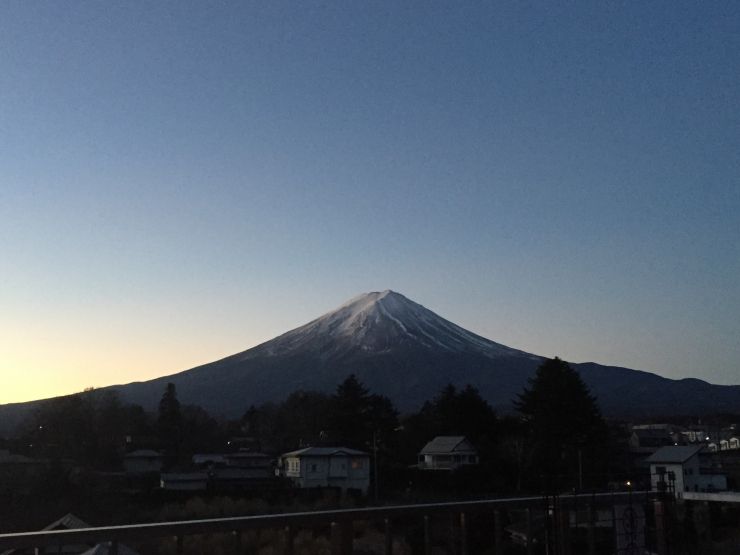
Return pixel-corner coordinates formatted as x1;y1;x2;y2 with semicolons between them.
1;1;739;404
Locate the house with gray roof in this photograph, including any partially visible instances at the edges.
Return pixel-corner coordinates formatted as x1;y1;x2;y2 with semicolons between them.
279;447;369;493
418;436;478;470
646;446;726;498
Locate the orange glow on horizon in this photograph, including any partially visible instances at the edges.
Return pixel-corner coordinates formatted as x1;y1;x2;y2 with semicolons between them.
0;324;269;405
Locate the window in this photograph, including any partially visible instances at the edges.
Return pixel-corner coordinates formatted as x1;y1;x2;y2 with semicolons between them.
310;463;317;473
351;459;363;469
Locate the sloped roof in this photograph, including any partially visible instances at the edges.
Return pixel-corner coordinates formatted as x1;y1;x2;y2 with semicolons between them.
632;429;671;438
281;447;368;457
0;514;92;555
646;445;703;464
42;513;91;531
633;424;672;430
419;436;476;455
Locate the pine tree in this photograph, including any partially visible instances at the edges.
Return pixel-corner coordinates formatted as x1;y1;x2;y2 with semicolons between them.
515;357;607;491
157;382;183;461
328;374;398;449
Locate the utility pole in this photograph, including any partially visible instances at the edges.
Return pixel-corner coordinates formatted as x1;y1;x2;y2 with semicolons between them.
373;429;379;502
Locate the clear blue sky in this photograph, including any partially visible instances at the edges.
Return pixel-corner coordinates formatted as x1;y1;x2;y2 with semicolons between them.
1;1;738;402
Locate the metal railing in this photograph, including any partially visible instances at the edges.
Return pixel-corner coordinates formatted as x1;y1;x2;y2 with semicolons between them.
0;491;666;555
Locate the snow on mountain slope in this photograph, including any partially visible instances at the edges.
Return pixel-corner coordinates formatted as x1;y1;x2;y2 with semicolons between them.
240;290;534;360
2;289;740;431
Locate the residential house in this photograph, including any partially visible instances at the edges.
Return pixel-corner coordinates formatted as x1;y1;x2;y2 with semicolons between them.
718;437;740;451
680;425;709;444
628;428;675;451
705;436;740;453
225;451;272;473
122;450;164;475
161;451;273;491
279;447;370;493
646;446;727;498
627;426;679;480
193;451;271;475
417;436;479;470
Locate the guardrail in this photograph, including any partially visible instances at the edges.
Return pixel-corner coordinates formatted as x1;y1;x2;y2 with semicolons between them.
0;491;665;555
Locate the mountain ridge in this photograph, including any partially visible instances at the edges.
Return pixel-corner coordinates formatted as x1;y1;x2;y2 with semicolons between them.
1;290;739;434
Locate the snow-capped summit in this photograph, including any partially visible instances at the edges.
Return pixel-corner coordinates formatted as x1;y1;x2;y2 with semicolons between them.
4;289;739;432
247;290;527;359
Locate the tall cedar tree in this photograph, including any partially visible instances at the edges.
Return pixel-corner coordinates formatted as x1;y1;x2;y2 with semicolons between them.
329;374;398;449
273;391;332;451
158;382;183;461
515;357;607;491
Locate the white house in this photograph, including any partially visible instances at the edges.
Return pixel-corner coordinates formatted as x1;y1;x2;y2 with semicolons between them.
719;437;740;451
418;436;479;470
646;445;727;498
279;447;370;493
680;426;708;444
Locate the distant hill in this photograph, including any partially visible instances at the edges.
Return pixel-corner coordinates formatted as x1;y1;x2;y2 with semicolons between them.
2;290;739;434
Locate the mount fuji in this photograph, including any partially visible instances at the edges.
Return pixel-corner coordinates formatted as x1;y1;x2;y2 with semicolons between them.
2;290;740;430
105;290;543;415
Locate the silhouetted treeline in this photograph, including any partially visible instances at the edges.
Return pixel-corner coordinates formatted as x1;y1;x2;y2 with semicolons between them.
10;358;626;494
16;390;152;469
14;387;227;470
